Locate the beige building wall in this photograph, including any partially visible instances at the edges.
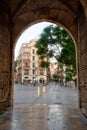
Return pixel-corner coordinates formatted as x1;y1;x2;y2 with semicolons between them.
17;39;47;84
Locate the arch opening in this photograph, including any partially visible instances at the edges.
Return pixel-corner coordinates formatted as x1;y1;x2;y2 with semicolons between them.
13;21;78;108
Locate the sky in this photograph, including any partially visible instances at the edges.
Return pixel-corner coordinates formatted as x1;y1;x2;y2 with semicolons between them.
14;22;56;59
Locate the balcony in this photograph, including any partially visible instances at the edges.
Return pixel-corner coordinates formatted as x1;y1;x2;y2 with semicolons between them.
23;66;30;69
23;72;29;75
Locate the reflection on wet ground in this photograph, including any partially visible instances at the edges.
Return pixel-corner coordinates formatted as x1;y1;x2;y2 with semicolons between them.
37;86;46;96
0;104;87;130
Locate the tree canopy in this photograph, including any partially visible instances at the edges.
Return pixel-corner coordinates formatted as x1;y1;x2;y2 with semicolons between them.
35;25;76;81
58;34;76;69
14;60;18;72
35;25;62;64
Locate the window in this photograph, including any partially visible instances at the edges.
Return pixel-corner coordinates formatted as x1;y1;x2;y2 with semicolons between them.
32;49;35;54
40;69;44;75
23;55;29;59
32;63;35;68
24;69;29;75
33;69;35;74
25;62;29;67
32;56;35;60
24;48;29;52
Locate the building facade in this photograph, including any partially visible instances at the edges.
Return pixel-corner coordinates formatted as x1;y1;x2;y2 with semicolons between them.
49;63;57;79
16;39;47;84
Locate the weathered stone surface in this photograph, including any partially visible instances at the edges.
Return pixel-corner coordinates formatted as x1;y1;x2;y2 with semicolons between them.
0;11;11;112
12;0;78;45
78;2;87;117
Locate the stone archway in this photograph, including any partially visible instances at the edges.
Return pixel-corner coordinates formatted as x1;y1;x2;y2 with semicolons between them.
12;0;78;113
0;0;87;117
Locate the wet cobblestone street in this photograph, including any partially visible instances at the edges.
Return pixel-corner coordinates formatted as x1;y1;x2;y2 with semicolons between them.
0;104;87;130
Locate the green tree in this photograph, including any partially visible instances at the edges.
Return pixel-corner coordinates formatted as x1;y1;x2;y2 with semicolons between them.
53;74;58;79
65;66;75;82
52;73;59;81
58;37;76;81
58;36;76;69
35;25;59;82
35;25;61;63
35;25;76;82
14;60;18;72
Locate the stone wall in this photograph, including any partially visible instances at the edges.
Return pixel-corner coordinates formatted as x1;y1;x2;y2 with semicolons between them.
12;0;78;45
78;3;87;117
0;11;11;112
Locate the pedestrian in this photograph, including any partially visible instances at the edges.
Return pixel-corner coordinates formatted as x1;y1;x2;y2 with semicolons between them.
64;81;67;87
33;80;36;87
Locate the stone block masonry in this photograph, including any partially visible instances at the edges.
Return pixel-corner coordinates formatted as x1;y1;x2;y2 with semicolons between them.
0;11;11;112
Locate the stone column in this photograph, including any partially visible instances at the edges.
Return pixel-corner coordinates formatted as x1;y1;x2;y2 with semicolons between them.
78;3;87;117
0;11;11;112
